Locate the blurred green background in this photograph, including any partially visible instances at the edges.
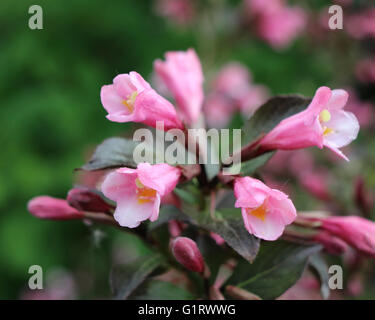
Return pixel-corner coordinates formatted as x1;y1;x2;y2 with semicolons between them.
0;0;373;299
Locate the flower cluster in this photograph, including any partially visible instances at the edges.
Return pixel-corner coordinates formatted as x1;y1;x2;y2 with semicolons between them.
27;48;367;246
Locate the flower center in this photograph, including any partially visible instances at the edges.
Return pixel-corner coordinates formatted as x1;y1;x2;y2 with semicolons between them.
319;109;333;136
135;178;157;204
122;91;138;113
246;202;267;221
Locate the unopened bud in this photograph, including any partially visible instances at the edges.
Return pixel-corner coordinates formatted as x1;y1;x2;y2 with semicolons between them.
171;237;205;273
27;196;84;220
67;187;114;214
313;231;349;255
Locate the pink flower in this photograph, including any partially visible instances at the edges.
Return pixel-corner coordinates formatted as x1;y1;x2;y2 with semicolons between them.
203;93;236;128
100;71;183;130
245;0;307;50
356;58;375;83
298;170;332;202
171;237;205;273
238;85;269;118
319;216;375;258
154;49;204;125
101;163;181;228
212;62;252;100
234;177;297;241
347;9;375;40
345;91;374;129
27;196;84;220
155;0;195;26
258;87;360;161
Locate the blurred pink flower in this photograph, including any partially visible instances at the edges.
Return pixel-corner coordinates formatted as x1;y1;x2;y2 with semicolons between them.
356;58;375;83
203;93;236;128
234;176;297;241
347;275;364;297
238;84;269;118
347;9;375;40
346;95;374;129
298;170;332;202
21;269;77;300
278;274;322;300
27;196;84;220
245;0;307;50
212;62;252;100
101;163;181;228
154;49;204;125
258;87;360;161
155;0;195;26
100;71;183;130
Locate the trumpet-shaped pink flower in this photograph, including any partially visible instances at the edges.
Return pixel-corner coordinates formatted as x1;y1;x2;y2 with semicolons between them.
101;163;180;228
234;177;297;241
100;71;183;130
319;216;375;258
259;87;360;161
154;49;204;125
27;196;84;220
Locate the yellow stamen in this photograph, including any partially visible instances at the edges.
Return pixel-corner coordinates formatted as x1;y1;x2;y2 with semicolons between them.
319;109;331;123
246;202;267;221
135;178;156;204
323;127;334;136
135;178;144;189
122;91;138;113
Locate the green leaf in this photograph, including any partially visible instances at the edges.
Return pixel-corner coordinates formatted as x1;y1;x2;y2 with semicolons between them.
181;202;260;262
110;253;164;300
309;253;330;300
240;152;274;176
241;95;311;147
227;241;321;299
81;137;138;171
130;280;195;300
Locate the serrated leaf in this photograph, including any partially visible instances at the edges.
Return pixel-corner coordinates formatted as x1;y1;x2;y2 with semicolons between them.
81;137;138;171
241;95;311;147
309;253;330;300
227;241;321;299
110;253;164;300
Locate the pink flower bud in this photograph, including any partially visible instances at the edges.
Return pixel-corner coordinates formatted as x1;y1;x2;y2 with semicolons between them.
320;216;375;258
171;237;205;273
67;187;114;214
27;196;84;220
154;49;204;125
312;231;349;255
